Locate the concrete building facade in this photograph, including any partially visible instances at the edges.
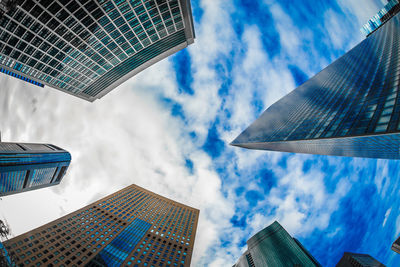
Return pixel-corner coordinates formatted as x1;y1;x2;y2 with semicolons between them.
4;184;199;267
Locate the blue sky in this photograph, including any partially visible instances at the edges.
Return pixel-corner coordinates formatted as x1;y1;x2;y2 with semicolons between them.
0;0;400;266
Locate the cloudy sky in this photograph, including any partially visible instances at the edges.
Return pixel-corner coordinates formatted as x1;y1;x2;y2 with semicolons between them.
0;0;399;266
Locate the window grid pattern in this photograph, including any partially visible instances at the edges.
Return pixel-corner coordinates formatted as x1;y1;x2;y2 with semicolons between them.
126;232;190;267
233;14;400;158
4;184;199;267
0;171;26;193
0;142;24;151
30;167;57;187
95;218;151;265
0;142;71;196
0;0;189;100
81;29;186;97
5;206;126;266
246;222;321;267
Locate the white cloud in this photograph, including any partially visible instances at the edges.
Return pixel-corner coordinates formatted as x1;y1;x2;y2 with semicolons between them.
375;159;390;195
327;227;341;238
323;9;350;50
336;0;381;32
265;0;326;76
237;154;352;240
160;0;237;145
383;208;392;227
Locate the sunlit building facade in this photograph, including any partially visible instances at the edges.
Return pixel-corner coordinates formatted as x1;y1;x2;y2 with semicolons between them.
232;221;321;267
336;252;386;267
4;184;199;267
232;13;400;159
0;0;195;101
0;142;71;196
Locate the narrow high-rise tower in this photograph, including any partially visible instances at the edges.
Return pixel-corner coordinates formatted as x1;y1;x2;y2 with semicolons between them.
0;142;71;196
336;252;386;267
4;184;199;266
232;5;400;159
0;0;195;101
232;221;321;267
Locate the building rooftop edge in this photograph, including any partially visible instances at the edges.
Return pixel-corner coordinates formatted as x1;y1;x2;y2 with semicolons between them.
127;184;200;212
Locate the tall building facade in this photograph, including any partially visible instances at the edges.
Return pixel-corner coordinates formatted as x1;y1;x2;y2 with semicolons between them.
361;0;399;36
232;221;321;267
0;0;20;17
392;236;400;254
0;142;71;196
232;12;400;159
336;252;386;267
0;0;195;102
4;184;199;267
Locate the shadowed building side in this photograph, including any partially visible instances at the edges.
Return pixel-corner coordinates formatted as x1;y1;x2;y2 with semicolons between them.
336;252;386;267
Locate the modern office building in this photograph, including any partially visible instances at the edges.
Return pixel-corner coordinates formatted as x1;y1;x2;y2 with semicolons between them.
232;221;321;267
0;241;16;267
4;184;199;267
0;0;19;17
232;10;400;159
392;236;400;254
361;0;399;36
0;142;71;196
0;0;195;101
336;252;386;267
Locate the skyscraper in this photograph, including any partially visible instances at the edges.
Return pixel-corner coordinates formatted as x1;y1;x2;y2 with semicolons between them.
391;236;400;254
4;184;199;267
361;0;399;36
0;0;195;102
0;141;71;196
231;10;400;159
0;0;20;17
336;252;386;267
232;221;321;267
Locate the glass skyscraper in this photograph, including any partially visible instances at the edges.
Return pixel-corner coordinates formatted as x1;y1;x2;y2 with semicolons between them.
335;252;386;267
0;142;71;196
232;221;321;267
4;184;199;267
361;0;399;36
0;0;195;101
232;11;400;159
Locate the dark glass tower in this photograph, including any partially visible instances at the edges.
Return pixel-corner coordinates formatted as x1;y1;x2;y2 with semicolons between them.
336;252;386;267
0;142;71;196
232;221;321;267
232;12;400;159
4;184;199;267
392;236;400;254
0;0;195;102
